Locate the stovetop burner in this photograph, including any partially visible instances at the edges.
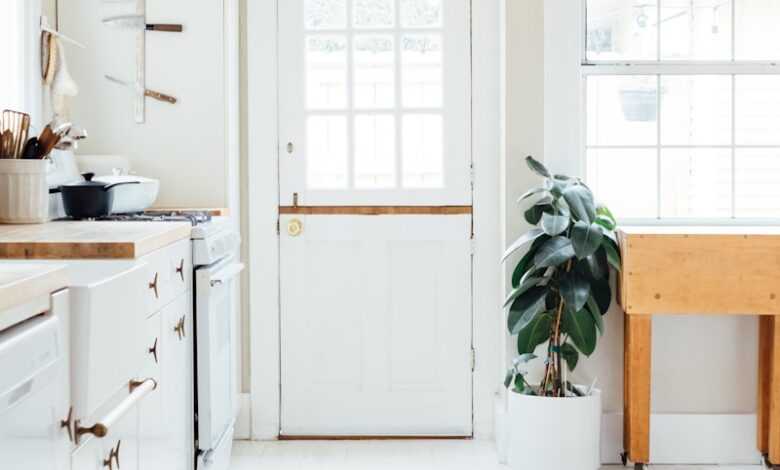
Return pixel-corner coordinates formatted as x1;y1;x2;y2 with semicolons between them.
62;211;213;226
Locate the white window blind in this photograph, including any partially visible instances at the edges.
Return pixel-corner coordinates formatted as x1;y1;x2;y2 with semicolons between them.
584;0;780;222
0;0;25;111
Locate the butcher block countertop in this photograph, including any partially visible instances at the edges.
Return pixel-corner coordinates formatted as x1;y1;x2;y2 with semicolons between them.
0;221;192;260
0;264;68;313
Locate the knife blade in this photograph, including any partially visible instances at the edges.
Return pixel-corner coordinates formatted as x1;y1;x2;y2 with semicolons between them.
105;75;178;104
102;15;183;32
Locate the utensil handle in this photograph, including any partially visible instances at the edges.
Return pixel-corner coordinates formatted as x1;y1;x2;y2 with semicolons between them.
144;90;178;104
147;24;183;32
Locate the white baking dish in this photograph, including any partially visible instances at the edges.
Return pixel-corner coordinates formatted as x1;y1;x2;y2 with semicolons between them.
93;175;160;214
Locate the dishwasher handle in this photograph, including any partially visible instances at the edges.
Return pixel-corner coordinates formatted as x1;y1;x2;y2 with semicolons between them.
209;262;245;288
75;378;157;444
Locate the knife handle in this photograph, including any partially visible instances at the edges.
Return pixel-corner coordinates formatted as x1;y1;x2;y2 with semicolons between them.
144;90;178;104
147;24;183;32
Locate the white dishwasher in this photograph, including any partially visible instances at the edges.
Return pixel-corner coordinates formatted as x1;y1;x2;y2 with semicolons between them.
0;291;71;470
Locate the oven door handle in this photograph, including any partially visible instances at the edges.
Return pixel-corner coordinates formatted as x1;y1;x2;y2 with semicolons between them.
209;263;245;288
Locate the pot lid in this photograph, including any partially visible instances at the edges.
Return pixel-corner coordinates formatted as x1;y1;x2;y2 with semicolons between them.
63;172;108;188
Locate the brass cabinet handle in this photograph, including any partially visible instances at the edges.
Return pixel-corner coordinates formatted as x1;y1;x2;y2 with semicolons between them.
148;338;158;364
75;379;156;444
148;272;159;299
176;259;185;281
180;316;186;339
174;317;186;340
103;440;121;470
60;406;74;443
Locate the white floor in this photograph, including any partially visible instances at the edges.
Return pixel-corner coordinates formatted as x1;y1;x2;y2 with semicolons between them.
230;440;763;470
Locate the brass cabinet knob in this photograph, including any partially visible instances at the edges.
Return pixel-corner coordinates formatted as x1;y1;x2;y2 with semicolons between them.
60;406;74;443
287;219;303;237
148;338;158;364
148;272;159;299
176;259;185;281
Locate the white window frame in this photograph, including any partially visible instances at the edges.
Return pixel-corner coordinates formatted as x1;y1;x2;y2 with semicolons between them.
547;0;780;226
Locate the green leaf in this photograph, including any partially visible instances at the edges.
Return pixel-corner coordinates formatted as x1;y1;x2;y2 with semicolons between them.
524;205;547;225
514;353;537;365
596;205;617;225
561;342;580;371
526;155;551;178
571;221;604;260
502;229;545;262
602;238;622;272
584;250;608;281
508;287;549;335
517;187;549;204
587;296;605;335
560;271;591;313
592;279;612;314
534;236;575;268
517;313;552;355
561;308;597;356
510;235;549;287
504;277;544;308
514;374;526;393
504;369;514;388
541;212;570;236
563;185;596;224
595;215;616;231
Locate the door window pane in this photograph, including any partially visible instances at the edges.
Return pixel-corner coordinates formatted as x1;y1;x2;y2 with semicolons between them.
736;0;780;61
586;0;658;61
354;115;396;188
403;114;443;188
661;75;731;146
402;34;443;108
354;0;394;29
587;149;658;219
401;0;442;28
587;76;658;146
660;0;732;60
736;76;780;146
306;36;348;110
308;116;349;189
305;0;347;30
660;148;732;218
354;35;395;109
736;148;780;218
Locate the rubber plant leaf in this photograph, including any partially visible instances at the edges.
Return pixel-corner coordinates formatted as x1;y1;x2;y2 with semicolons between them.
563;184;596;224
571;221;604;260
561;308;597;356
502;228;545;262
508;286;548;335
533;236;575;268
516;313;552;355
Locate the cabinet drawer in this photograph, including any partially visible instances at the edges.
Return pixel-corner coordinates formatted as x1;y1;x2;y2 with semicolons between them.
142;239;192;314
71;405;139;470
70;263;150;421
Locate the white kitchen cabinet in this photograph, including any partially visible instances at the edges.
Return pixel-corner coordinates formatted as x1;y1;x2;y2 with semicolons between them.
139;293;194;470
71;405;139;470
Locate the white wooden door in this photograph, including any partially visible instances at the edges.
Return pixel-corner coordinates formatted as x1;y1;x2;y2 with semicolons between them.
278;0;473;436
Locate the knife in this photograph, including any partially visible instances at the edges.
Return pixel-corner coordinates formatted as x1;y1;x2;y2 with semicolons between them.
105;75;178;104
103;15;183;32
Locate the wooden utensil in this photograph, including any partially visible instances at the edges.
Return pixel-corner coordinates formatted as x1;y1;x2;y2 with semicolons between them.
1;110;31;158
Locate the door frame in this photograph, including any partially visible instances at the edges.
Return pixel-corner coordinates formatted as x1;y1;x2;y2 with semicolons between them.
245;0;502;440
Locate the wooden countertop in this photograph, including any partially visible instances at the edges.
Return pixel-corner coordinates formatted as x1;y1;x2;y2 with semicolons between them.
0;264;68;313
0;221;192;260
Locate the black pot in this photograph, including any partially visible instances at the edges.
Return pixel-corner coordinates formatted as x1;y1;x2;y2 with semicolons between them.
50;173;140;219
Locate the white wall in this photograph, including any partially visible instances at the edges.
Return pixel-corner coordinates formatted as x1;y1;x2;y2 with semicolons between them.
504;1;757;416
58;0;230;208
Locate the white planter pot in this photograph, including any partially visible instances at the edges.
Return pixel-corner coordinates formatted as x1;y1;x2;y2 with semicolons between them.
0;160;50;224
507;389;601;470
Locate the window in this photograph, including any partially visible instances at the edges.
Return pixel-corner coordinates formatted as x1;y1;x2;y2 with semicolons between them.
584;0;780;222
278;0;471;206
0;0;25;111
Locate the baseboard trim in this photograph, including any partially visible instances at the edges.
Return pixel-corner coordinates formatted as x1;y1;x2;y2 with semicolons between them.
601;412;762;465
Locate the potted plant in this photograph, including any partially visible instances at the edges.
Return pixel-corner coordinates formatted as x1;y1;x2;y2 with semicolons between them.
501;156;621;470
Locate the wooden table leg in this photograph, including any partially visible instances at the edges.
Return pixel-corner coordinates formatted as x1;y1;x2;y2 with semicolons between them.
624;314;652;465
758;316;774;456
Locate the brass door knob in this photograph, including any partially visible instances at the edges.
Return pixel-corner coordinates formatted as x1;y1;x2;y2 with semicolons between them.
287;219;303;237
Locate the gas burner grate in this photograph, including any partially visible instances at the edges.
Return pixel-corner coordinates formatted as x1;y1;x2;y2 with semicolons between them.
62;211;213;226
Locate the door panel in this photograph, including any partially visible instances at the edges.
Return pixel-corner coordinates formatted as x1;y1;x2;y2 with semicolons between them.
280;215;473;436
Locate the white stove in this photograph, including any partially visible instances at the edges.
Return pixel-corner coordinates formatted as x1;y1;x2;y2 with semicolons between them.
191;217;241;267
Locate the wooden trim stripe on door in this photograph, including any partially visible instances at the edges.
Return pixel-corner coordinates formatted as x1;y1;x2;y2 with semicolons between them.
279;206;473;216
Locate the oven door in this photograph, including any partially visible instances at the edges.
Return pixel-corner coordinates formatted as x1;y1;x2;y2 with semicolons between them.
195;256;244;458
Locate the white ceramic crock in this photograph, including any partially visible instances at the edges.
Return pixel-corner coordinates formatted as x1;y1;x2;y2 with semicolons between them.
0;159;50;224
506;389;602;470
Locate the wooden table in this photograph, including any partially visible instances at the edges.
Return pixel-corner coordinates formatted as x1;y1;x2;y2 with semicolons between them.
619;226;780;469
